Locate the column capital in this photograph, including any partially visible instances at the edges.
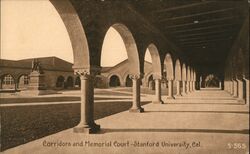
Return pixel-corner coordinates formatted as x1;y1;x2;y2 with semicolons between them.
73;66;102;79
129;74;143;80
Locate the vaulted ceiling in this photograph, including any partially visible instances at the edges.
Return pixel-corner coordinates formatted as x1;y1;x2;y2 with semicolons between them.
129;0;248;68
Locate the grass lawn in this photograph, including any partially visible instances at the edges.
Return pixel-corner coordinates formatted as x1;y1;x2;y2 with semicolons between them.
1;101;150;151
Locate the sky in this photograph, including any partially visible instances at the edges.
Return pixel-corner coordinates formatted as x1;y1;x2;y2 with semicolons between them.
1;0;152;66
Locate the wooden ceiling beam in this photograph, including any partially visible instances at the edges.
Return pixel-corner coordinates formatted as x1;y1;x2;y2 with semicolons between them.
180;37;232;45
153;1;212;13
172;23;238;34
158;7;235;22
179;34;233;42
175;28;236;38
165;16;238;29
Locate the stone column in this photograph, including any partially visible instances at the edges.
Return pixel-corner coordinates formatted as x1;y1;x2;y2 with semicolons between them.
236;79;244;102
230;80;234;95
182;81;187;95
219;82;222;89
186;81;190;93
233;80;238;98
129;74;144;112
175;80;181;96
152;79;164;104
73;71;100;134
192;81;196;91
167;80;175;99
243;78;249;105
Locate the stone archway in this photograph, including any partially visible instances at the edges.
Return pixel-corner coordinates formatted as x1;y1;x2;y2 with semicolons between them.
164;53;174;99
101;23;143;112
56;76;65;88
50;0;101;133
205;74;220;87
18;74;30;90
109;75;121;87
148;74;155;90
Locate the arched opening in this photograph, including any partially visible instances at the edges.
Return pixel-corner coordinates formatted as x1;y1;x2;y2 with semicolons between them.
175;59;181;81
187;66;191;82
1;74;15;90
109;75;121;87
148;74;155;90
74;76;81;88
205;74;220;87
164;53;174;80
66;76;74;88
125;75;132;87
101;24;140;74
18;74;29;89
182;63;187;81
56;76;65;88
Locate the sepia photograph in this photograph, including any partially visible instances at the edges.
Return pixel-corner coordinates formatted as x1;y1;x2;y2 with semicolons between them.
0;0;249;153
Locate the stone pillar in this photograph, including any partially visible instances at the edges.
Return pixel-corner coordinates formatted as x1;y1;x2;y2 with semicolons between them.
243;78;249;105
73;71;100;134
219;82;222;89
182;81;187;95
186;81;190;93
192;81;196;91
152;79;163;104
175;80;181;96
129;74;144;112
236;79;244;102
167;80;175;99
233;80;238;97
230;80;234;95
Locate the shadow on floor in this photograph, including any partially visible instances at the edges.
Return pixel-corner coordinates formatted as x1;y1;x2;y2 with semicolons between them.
144;110;249;114
101;128;249;134
1;101;151;151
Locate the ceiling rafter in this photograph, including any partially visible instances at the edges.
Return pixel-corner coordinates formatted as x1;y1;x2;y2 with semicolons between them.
153;1;213;13
180;37;233;45
157;7;236;22
175;28;237;38
165;16;239;29
172;23;239;34
179;34;233;42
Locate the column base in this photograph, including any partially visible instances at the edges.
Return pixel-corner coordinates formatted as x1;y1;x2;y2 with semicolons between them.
237;99;245;104
129;107;144;113
73;122;100;134
152;100;164;104
167;96;175;99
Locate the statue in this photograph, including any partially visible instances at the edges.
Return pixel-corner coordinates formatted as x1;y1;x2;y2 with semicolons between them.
31;59;43;73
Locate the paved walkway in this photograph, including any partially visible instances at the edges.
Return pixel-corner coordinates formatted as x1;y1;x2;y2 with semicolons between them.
2;89;249;154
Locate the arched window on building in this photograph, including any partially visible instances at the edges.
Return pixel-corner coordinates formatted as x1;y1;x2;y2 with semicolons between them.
18;74;29;89
66;76;74;88
2;74;15;89
56;76;65;88
125;75;132;87
109;75;121;87
75;76;81;88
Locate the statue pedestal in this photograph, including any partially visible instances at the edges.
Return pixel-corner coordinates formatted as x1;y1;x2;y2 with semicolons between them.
27;71;46;95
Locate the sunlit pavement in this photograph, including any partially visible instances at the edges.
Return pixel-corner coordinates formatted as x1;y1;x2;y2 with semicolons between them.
2;89;249;154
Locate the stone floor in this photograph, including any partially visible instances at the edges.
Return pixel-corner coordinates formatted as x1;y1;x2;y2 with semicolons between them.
2;89;249;154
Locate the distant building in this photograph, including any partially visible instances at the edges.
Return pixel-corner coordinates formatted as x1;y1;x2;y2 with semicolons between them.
0;57;79;91
0;57;156;91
